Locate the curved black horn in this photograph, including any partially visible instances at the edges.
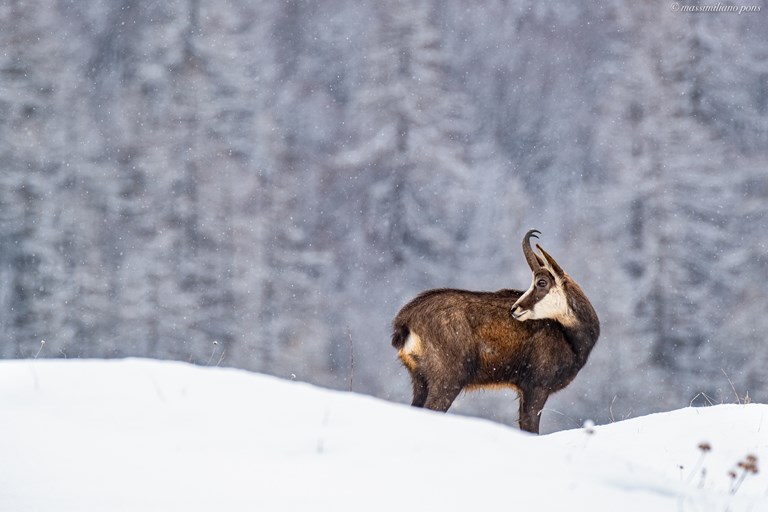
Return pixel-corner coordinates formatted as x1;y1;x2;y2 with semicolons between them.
522;229;542;271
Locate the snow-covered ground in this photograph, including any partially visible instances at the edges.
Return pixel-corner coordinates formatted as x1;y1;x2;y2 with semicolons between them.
1;359;766;511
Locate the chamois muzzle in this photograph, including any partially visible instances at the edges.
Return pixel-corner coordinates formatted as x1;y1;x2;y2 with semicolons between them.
510;305;527;320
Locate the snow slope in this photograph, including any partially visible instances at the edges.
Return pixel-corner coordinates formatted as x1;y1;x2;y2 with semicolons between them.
1;359;766;511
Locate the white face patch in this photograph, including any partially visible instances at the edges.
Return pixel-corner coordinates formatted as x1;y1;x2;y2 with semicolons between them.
530;285;577;326
512;273;577;326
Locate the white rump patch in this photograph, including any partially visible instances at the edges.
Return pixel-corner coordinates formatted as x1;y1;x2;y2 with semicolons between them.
398;331;423;369
401;332;422;355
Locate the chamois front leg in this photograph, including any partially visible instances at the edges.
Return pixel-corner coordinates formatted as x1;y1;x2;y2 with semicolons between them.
518;388;549;434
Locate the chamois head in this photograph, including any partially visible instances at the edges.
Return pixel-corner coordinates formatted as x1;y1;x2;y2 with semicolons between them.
511;230;577;326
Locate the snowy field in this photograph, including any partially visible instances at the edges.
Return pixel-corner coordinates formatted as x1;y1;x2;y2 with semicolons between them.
1;359;766;512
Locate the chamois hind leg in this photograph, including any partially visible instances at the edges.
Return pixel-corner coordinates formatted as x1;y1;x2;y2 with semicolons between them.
423;379;463;412
409;371;429;408
518;388;549;434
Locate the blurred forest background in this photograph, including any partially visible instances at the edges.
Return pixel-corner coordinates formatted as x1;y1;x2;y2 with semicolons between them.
1;0;767;432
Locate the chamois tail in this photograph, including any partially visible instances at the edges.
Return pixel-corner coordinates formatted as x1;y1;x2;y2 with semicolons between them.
391;322;409;349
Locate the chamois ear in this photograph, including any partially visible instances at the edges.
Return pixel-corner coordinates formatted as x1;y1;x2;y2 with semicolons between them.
535;244;565;278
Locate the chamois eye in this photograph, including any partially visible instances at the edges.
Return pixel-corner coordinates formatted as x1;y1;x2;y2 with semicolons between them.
537;279;547;288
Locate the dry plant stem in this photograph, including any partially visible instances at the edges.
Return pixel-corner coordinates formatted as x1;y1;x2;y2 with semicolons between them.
30;340;46;390
722;368;741;404
685;452;707;486
346;327;355;392
690;391;717;407
730;455;758;495
731;469;748;494
538;407;580;428
34;340;45;359
697;468;707;489
206;348;216;366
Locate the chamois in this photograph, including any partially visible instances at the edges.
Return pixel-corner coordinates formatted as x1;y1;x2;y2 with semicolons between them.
391;230;599;433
